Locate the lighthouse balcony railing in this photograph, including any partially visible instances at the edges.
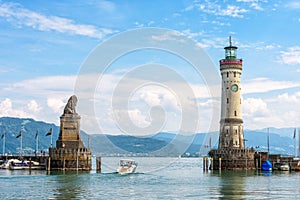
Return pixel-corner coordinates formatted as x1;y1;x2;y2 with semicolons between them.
220;59;242;65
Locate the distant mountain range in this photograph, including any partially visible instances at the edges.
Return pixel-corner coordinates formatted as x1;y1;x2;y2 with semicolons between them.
0;117;298;157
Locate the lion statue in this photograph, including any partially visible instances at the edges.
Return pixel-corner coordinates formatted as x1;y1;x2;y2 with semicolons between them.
63;95;78;115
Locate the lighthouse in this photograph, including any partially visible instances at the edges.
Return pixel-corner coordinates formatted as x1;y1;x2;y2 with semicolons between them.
219;36;244;149
208;37;256;170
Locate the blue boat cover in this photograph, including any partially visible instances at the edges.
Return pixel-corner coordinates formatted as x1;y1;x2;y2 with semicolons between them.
262;160;272;171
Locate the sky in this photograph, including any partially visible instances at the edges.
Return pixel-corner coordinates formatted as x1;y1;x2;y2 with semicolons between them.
0;0;300;135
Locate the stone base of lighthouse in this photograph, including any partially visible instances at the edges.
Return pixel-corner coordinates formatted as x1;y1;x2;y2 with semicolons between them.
208;148;256;170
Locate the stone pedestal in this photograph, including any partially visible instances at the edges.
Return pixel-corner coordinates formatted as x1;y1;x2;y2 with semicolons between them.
49;95;92;171
56;114;83;149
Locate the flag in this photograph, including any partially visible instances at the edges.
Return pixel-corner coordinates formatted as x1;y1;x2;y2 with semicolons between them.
45;128;52;136
35;130;38;139
16;131;22;138
294;128;296;139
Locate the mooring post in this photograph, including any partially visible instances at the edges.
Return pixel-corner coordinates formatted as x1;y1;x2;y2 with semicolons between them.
256;157;258;170
96;157;101;173
29;156;32;171
47;156;51;171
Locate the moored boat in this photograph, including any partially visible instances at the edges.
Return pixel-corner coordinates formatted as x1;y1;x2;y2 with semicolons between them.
117;159;137;174
9;160;28;170
262;160;272;171
295;161;300;171
279;163;290;171
9;160;43;170
0;159;22;169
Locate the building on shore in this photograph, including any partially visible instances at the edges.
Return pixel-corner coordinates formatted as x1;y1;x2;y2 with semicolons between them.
49;95;92;171
209;37;256;170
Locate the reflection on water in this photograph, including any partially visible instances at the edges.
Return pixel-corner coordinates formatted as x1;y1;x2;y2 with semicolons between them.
210;171;253;200
53;172;83;199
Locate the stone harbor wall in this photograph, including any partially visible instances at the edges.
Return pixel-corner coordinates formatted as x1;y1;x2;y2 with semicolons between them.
49;148;92;171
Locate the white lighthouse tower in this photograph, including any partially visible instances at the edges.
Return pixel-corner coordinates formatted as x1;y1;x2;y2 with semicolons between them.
208;37;256;170
219;36;244;149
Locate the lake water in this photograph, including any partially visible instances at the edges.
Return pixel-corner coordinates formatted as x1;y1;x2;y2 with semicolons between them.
1;157;300;199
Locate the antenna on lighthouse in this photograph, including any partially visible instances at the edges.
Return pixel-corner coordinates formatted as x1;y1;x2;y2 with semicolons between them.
229;36;232;46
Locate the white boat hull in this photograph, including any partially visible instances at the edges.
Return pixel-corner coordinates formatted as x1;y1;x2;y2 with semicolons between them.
117;159;137;174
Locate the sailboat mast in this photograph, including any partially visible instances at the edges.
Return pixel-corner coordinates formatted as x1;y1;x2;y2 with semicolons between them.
298;129;300;158
267;128;270;159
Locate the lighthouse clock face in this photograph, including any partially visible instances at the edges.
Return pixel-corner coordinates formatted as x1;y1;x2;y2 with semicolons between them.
231;84;238;92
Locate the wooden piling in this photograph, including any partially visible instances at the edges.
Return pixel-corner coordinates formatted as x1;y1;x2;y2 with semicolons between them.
47;157;51;171
96;157;101;173
29;156;32;171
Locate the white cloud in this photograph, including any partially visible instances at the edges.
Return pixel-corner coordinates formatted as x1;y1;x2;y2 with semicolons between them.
0;98;13;116
195;38;227;49
243;78;300;94
27;100;41;113
47;98;65;113
276;92;300;103
0;98;28;118
4;75;76;97
181;29;206;39
285;1;300;9
243;98;269;117
151;31;185;43
96;0;116;12
2;73;299;135
0;2;115;39
198;1;248;18
279;46;300;65
236;0;266;10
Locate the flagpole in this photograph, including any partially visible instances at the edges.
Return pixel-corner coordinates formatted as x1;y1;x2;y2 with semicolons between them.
36;131;38;156
294;128;296;158
50;132;53;148
20;131;23;156
267;128;270;159
2;132;5;156
298;129;300;158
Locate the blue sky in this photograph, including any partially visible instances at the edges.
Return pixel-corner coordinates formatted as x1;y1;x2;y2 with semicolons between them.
0;0;300;135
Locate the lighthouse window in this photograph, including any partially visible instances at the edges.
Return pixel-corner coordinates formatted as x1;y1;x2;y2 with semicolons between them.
234;72;236;77
227;98;229;104
234;111;237;116
227;72;229;77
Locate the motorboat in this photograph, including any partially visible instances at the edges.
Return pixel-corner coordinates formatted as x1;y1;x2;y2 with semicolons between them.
9;160;43;170
279;163;290;171
9;160;28;170
0;159;22;169
117;159;137;174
